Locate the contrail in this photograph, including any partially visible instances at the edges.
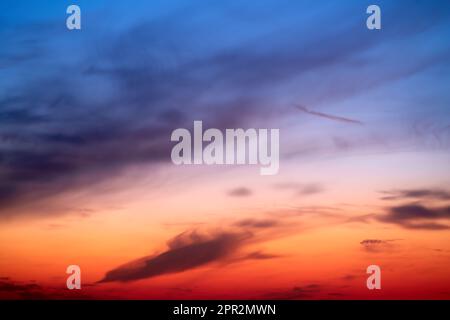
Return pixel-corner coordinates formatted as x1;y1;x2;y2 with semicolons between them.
295;104;364;125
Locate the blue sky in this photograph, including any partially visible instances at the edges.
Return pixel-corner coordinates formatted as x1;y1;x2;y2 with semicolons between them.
1;0;450;214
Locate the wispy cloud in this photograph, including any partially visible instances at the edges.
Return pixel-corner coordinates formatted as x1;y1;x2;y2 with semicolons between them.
360;239;403;252
380;189;450;201
234;218;279;229
273;182;325;196
294;105;363;125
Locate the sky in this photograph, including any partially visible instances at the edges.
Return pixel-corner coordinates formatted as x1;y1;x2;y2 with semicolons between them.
0;0;450;299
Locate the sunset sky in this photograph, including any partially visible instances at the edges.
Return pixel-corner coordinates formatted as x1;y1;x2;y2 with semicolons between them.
0;0;449;299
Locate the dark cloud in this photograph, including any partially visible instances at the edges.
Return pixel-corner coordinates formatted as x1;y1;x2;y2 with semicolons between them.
380;189;450;201
100;216;286;283
0;280;40;292
377;204;450;230
227;187;252;197
383;204;450;220
0;280;44;300
0;279;90;300
99;231;251;283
